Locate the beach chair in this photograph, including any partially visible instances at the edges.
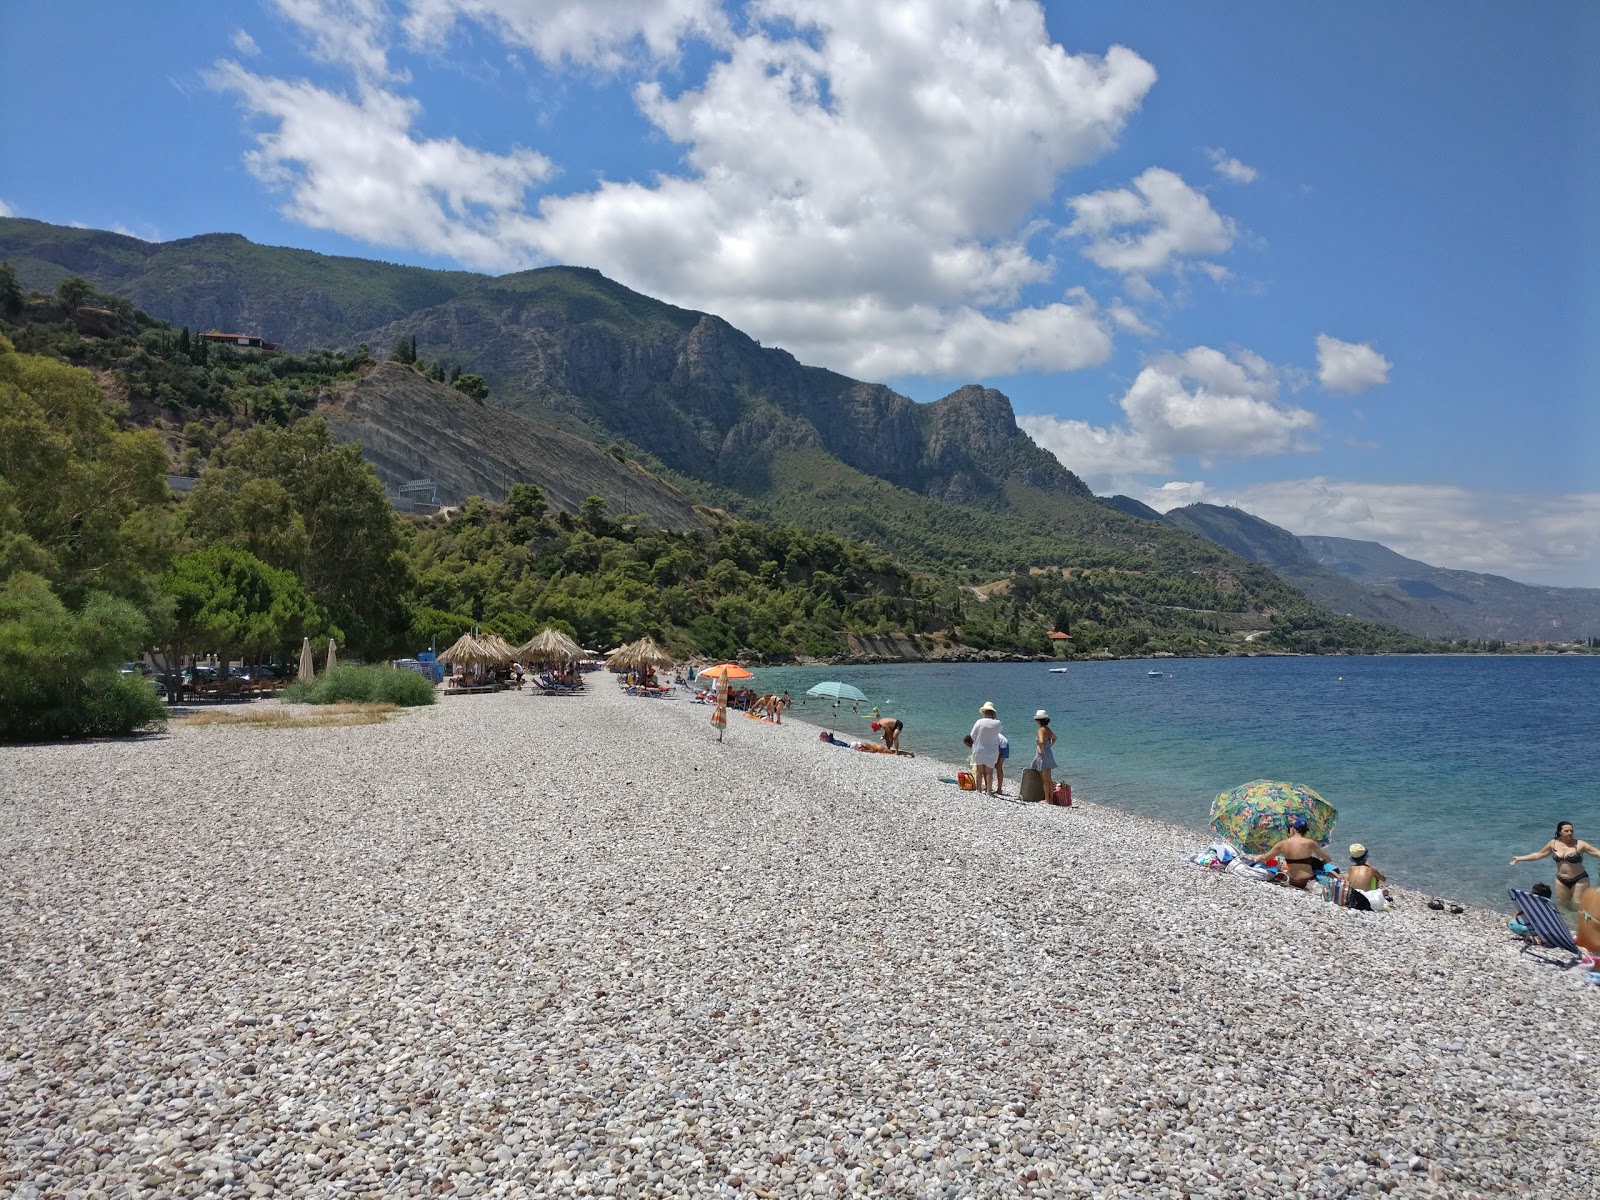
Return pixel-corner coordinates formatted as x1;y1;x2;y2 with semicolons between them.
1509;889;1587;967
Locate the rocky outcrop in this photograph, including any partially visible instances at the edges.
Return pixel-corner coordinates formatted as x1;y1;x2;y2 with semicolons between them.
319;363;707;530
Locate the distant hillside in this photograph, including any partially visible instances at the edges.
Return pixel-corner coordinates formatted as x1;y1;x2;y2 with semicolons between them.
0;217;480;353
1101;495;1166;521
1163;505;1467;638
1301;536;1600;641
320;363;708;530
2;218;1451;655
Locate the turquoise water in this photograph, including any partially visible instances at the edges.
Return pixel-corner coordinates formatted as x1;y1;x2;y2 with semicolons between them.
747;656;1600;911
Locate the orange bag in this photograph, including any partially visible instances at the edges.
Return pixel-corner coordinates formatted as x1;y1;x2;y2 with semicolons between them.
957;771;976;791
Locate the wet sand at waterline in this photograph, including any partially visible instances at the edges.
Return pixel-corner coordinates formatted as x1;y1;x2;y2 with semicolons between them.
2;685;1594;1198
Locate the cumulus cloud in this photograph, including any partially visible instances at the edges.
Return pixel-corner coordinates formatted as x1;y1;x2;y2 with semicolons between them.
1065;166;1235;284
402;0;727;70
1207;148;1256;183
208;61;554;270
232;29;261;56
1316;333;1391;394
1142;478;1600;588
211;0;1159;377
1019;345;1317;493
0;198;14;218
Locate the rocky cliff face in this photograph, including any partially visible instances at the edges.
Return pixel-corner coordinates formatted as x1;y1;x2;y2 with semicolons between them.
319;363;707;530
6;218;1097;514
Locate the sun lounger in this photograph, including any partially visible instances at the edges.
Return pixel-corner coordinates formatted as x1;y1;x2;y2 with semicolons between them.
1509;889;1589;967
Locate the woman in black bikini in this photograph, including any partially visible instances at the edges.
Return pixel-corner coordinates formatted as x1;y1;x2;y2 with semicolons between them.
1511;821;1599;909
1257;816;1332;890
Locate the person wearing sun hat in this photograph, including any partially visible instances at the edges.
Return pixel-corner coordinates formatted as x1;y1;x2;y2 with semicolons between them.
1030;709;1058;802
968;702;1003;796
1333;842;1390;911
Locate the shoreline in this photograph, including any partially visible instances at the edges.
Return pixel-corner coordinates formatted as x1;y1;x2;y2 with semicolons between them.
2;685;1595;1197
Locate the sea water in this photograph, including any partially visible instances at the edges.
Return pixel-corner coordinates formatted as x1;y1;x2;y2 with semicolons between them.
749;656;1600;911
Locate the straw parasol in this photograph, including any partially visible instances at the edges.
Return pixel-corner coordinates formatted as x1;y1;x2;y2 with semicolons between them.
436;632;496;669
298;636;315;682
518;626;584;663
611;636;674;672
479;633;519;665
325;638;338;672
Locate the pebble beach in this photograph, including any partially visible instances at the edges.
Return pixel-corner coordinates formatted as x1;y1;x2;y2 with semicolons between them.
2;683;1596;1199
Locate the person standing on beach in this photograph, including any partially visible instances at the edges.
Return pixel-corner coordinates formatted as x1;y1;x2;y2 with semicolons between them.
969;702;1003;796
871;717;904;752
1031;710;1057;801
995;733;1009;795
1510;821;1598;908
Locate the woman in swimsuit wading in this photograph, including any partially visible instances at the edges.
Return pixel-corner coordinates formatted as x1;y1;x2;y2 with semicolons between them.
1511;821;1599;909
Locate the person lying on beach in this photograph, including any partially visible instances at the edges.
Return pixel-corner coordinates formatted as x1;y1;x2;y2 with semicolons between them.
1257;817;1332;890
870;717;903;752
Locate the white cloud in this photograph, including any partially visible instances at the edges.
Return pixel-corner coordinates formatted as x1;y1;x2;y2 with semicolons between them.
1143;478;1600;589
1019;345;1317;493
272;0;395;78
208;61;554;270
232;29;261;57
0;198;14;218
1065;166;1235;283
402;0;727;70
1316;333;1391;394
1107;299;1153;336
1207;148;1256;184
212;0;1159;377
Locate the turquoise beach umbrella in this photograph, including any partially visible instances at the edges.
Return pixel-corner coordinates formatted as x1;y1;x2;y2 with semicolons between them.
1209;779;1337;855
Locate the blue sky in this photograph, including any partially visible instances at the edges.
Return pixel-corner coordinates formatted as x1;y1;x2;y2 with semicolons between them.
3;1;1597;586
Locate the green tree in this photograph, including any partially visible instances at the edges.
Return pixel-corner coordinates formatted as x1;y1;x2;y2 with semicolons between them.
159;546;327;692
54;276;96;314
0;572;165;740
0;262;23;319
181;418;410;655
0;333;170;608
453;373;489;401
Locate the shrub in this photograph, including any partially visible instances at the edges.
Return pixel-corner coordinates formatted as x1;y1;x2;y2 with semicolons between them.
0;574;167;741
281;663;435;707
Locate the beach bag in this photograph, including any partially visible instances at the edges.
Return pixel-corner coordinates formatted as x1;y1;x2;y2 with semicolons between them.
957;771;976;791
1018;768;1045;803
1049;783;1072;806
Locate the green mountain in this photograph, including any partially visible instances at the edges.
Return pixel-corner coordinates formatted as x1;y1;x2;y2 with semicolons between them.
1;218;1446;655
1301;535;1600;641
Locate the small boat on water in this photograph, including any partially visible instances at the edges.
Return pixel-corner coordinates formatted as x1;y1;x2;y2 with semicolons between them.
1048;667;1069;674
1147;669;1164;677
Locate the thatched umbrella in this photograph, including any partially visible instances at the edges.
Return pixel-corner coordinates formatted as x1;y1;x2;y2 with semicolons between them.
325;638;338;672
519;627;583;663
298;636;315;682
479;633;519;665
437;633;495;669
611;636;674;675
605;638;643;671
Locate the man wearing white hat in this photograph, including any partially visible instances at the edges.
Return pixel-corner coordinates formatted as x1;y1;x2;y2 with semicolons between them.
968;701;1003;796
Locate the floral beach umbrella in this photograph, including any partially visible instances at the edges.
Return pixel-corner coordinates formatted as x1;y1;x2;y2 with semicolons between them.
1209;779;1338;855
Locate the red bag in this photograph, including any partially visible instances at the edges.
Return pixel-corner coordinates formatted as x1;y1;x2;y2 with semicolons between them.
1051;783;1072;806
